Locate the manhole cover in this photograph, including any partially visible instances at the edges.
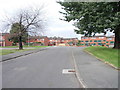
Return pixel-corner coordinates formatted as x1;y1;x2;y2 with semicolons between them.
62;69;75;74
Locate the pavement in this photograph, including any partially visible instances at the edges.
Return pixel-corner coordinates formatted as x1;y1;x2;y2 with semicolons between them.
72;47;118;88
1;46;118;88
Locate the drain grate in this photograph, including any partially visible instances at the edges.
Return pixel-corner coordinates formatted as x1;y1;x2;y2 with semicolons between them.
62;69;75;74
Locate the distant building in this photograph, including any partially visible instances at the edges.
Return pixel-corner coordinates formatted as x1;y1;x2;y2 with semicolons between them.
26;36;49;46
81;35;115;47
48;37;78;46
0;33;79;46
0;33;12;46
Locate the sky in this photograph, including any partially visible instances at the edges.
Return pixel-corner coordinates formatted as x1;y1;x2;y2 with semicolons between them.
0;0;114;39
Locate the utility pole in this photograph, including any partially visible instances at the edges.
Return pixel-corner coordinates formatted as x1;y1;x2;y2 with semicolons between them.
28;35;30;46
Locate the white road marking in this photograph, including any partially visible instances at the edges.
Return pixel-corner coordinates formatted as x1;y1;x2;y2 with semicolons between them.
62;69;75;74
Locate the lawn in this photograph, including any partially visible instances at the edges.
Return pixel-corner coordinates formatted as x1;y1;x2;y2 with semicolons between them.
0;46;49;55
0;49;32;55
1;45;48;48
84;46;119;68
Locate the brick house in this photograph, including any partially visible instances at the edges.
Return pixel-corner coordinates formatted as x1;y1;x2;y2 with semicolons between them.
0;33;12;46
81;35;115;47
48;37;61;46
60;38;78;46
0;33;49;46
0;33;79;47
48;37;78;46
26;36;49;46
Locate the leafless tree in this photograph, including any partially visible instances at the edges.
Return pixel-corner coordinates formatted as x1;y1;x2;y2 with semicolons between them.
2;6;47;49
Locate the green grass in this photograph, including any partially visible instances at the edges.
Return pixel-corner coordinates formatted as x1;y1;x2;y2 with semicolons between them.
1;45;48;48
24;46;48;48
0;46;49;55
0;49;32;55
84;46;119;68
1;46;18;48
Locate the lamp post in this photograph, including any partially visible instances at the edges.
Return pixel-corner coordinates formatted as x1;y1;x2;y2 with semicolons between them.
28;35;30;46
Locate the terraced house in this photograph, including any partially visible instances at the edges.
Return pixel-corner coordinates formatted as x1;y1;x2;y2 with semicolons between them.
81;35;115;47
48;37;78;46
26;36;49;46
0;33;12;46
0;33;79;46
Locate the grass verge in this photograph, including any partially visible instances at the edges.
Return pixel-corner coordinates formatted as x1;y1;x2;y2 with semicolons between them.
84;46;119;68
0;49;32;55
1;45;48;48
0;46;49;55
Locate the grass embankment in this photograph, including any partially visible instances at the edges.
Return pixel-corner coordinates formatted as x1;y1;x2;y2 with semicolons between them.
84;46;119;68
0;46;49;55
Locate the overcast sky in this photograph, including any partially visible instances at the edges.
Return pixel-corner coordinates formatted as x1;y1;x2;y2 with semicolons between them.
0;0;114;39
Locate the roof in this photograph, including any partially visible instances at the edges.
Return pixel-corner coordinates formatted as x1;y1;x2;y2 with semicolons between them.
29;36;47;39
81;35;106;38
106;35;115;38
48;37;78;40
81;35;115;38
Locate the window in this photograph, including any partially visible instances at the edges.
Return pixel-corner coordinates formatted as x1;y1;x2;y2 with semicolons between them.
94;40;97;42
110;41;114;44
0;36;2;40
98;43;102;45
85;41;89;42
85;43;89;46
98;40;101;42
0;40;4;42
90;40;92;42
106;41;109;43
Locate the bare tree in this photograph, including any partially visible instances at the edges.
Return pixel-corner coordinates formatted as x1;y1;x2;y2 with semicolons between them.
2;6;47;49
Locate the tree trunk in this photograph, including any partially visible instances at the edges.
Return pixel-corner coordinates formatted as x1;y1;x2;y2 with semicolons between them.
113;28;120;49
19;36;23;50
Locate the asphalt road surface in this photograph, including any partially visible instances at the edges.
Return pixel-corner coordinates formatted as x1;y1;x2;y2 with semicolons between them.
2;46;81;88
2;46;118;88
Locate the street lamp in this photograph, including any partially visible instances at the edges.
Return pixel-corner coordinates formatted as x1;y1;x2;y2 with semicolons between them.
28;35;30;46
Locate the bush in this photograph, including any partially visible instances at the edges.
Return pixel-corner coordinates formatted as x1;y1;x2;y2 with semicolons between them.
12;43;17;46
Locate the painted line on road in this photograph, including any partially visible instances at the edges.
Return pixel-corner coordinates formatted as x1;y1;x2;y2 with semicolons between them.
72;50;87;88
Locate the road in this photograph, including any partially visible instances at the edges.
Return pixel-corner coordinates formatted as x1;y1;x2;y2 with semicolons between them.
2;46;118;88
2;46;81;88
